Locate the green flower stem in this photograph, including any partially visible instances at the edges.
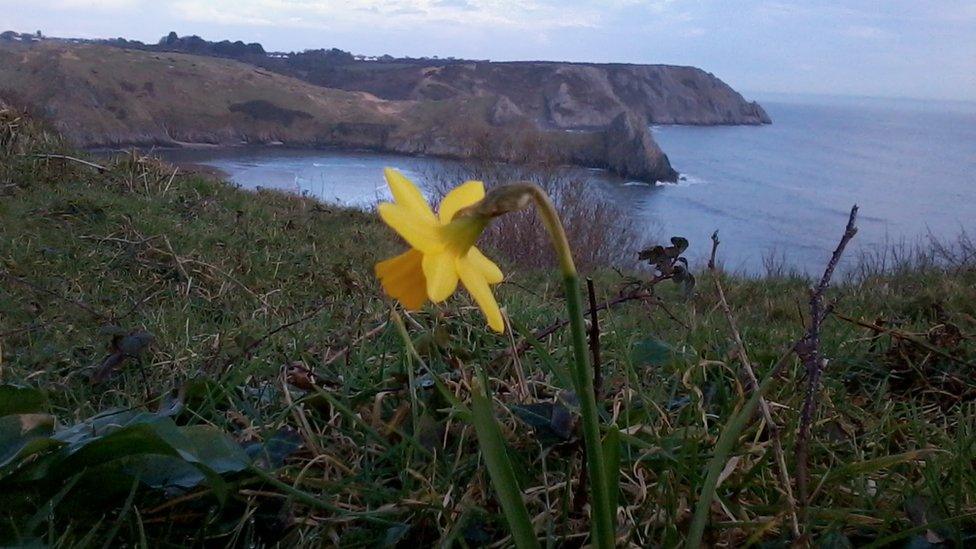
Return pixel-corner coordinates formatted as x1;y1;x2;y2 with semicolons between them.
527;186;616;549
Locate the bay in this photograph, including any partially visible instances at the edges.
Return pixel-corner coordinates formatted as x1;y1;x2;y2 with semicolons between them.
158;93;976;275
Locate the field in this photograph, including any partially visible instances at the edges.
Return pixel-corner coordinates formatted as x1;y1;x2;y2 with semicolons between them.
1;109;975;547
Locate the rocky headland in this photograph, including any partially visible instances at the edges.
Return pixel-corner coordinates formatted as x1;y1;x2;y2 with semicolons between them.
295;60;771;128
0;35;768;182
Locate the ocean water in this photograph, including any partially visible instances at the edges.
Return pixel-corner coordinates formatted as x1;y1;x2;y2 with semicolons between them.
645;94;976;274
159;94;976;275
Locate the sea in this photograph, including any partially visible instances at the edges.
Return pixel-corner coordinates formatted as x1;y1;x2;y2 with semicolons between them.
158;93;976;275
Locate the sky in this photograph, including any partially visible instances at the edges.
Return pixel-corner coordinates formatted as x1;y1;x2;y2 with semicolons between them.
2;1;975;102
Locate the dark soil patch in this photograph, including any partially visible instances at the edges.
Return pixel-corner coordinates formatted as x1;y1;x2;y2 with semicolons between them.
228;100;313;126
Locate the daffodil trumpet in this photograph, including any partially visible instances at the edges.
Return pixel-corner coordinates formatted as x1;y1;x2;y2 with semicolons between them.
374;169;615;549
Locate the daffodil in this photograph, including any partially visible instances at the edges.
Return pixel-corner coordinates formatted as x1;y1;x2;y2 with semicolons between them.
374;168;505;332
379;171;616;548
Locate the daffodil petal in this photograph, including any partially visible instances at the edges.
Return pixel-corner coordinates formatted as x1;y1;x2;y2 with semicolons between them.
375;249;427;310
466;246;503;284
378;203;442;253
384;168;436;223
438;180;485;223
423;252;459;302
457;256;504;333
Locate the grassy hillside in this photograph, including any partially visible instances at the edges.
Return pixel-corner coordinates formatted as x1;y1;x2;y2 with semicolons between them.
0;41;397;146
1;110;975;546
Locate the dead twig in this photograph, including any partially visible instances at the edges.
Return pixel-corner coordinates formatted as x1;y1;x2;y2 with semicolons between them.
795;205;858;513
708;231;800;539
219;301;332;373
28;153;107;173
114;288;165;322
502;289;655;360
0;321;51;339
89;230;271;309
570;278;604;518
833;312;974;368
2;271;111;322
322;320;390;367
161;166;179;196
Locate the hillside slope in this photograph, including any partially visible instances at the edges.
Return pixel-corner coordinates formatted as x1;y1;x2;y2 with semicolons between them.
0;41;676;181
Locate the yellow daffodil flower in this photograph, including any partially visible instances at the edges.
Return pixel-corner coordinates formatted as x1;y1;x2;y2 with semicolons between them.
374;168;506;332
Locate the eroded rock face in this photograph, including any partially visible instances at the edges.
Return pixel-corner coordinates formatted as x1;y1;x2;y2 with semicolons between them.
543;66;623;128
603;65;771;126
387;103;677;183
489;95;524;126
604;112;677;182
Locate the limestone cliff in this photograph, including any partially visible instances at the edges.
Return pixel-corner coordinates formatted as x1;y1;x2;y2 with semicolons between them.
293;61;771;128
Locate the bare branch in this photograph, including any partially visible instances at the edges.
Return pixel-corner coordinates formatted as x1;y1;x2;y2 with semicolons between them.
219;301;332;373
795;205;858;509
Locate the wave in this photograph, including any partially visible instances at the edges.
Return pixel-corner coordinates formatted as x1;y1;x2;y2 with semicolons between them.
655;174;706;187
621;173;706;188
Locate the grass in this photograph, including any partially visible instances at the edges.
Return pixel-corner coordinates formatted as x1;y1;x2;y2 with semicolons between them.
1;111;976;547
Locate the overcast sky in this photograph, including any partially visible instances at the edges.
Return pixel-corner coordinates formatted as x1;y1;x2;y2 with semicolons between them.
3;0;975;101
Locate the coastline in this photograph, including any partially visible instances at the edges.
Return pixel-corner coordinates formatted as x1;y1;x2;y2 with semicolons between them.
86;134;679;184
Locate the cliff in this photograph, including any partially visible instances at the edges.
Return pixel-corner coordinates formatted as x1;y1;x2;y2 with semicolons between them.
263;59;771;128
76;32;768;128
0;41;676;182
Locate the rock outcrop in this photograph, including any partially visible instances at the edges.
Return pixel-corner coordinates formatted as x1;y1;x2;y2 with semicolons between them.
604;112;677;182
488;95;524;126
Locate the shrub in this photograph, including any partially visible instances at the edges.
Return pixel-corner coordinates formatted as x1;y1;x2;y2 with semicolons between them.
421;161;653;272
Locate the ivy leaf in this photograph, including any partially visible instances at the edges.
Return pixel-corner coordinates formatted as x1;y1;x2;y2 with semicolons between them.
638;245;668;265
670;237;689;255
246;428;303;470
510;402;576;446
